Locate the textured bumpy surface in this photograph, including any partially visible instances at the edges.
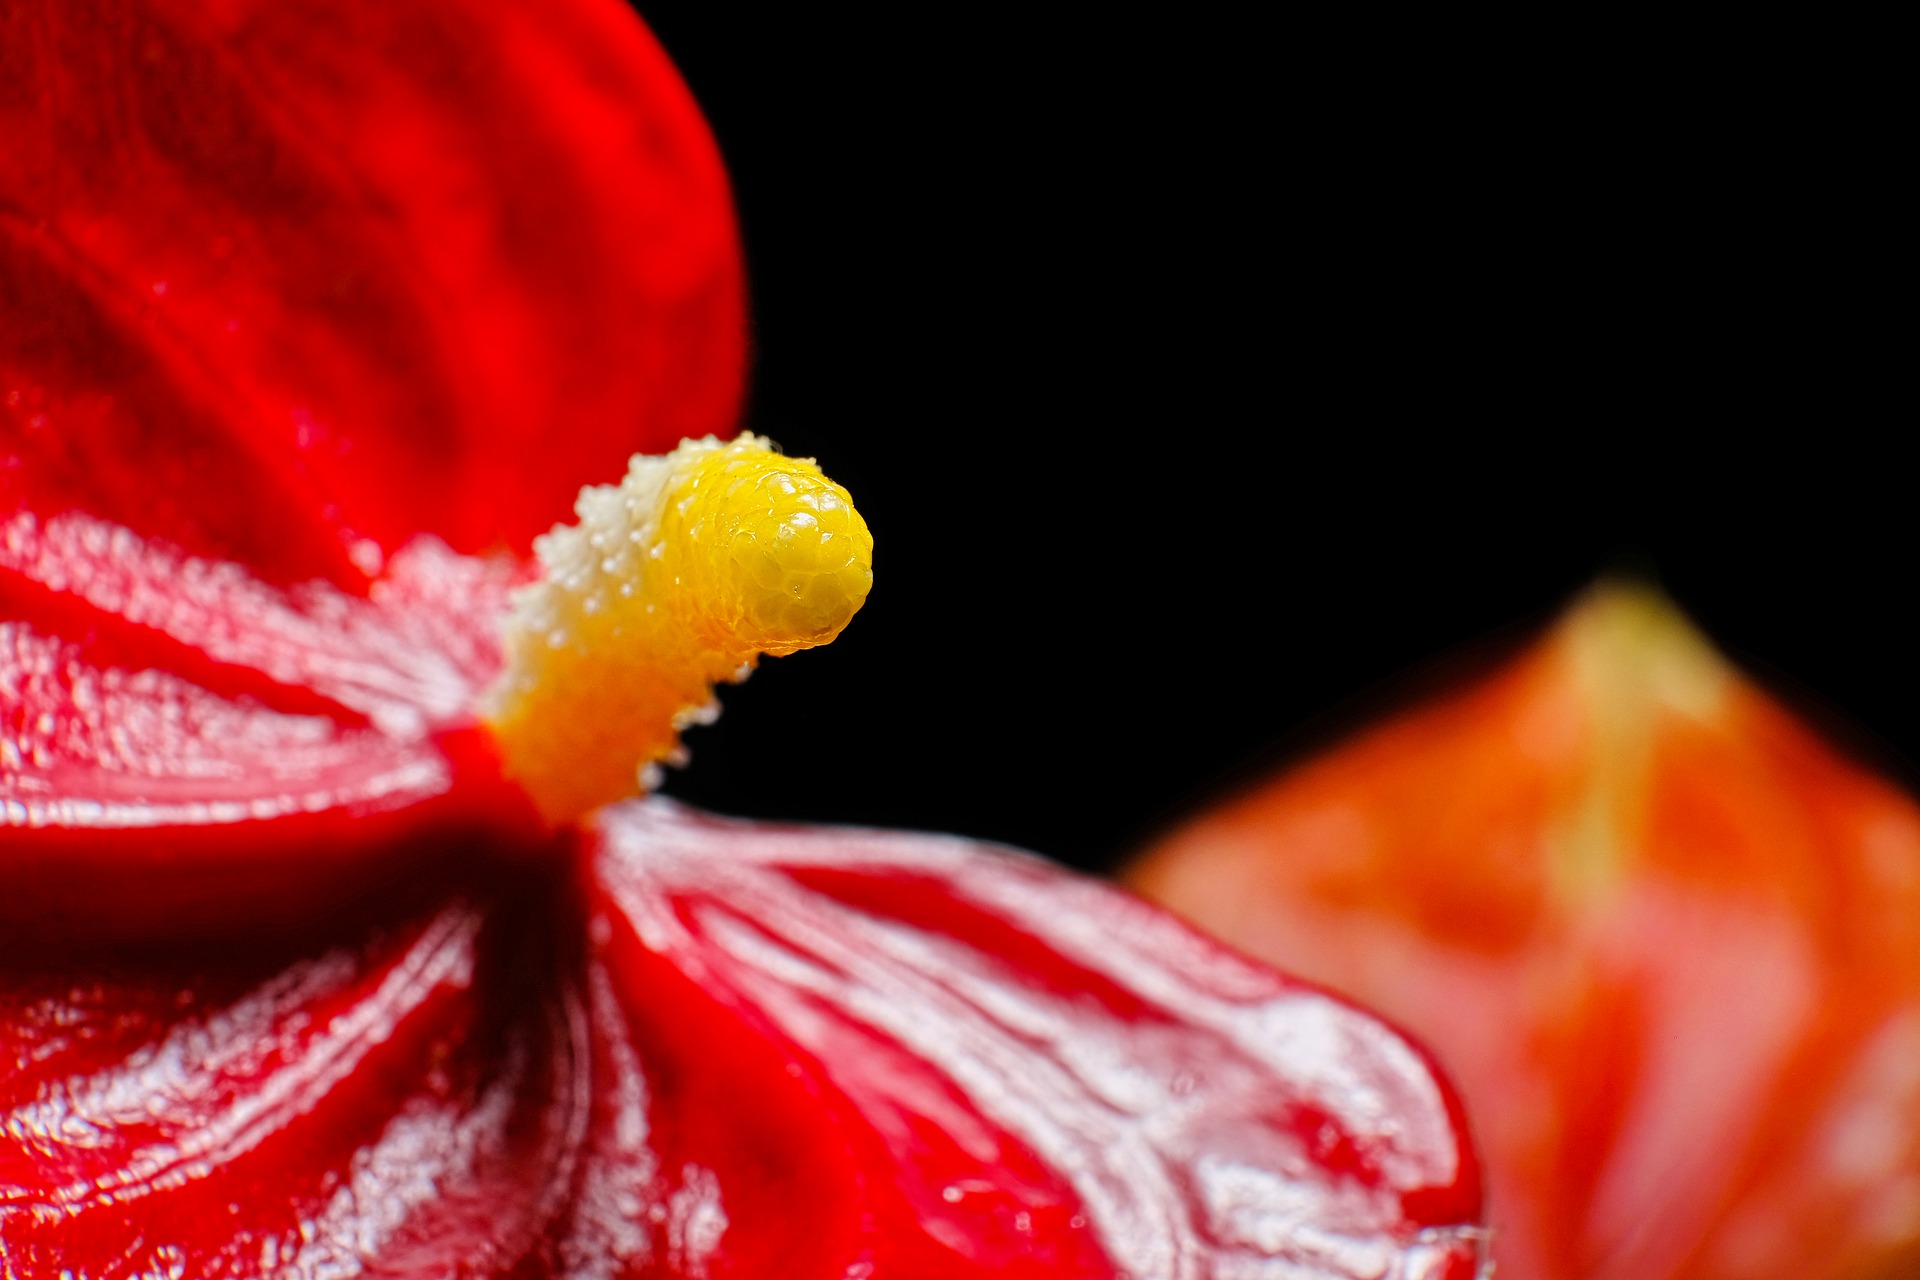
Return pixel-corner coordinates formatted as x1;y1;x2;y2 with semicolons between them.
0;801;1487;1278
1132;585;1920;1280
486;435;874;823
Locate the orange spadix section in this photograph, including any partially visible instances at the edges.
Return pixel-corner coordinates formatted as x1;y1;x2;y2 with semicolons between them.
484;435;872;823
1128;583;1920;1280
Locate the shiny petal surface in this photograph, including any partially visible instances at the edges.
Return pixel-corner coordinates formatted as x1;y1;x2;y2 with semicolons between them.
1129;585;1920;1280
0;888;581;1277
1;0;743;573
0;804;1486;1278
2;0;739;877
0;528;542;932
3;3;1492;1271
580;800;1486;1278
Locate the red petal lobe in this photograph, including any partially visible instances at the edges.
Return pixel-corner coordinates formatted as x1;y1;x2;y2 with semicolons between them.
580;801;1487;1277
2;0;743;570
3;0;744;877
0;808;1487;1277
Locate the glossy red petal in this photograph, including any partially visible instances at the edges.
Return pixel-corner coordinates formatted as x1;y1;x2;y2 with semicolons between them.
0;530;539;927
4;0;739;872
577;801;1486;1277
0;806;1488;1277
1;0;743;575
0;881;582;1276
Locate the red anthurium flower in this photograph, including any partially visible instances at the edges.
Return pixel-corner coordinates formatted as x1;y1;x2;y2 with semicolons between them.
1131;585;1920;1280
1;1;1485;1276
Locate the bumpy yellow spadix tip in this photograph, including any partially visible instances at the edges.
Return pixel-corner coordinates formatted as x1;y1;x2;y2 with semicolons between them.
483;434;873;823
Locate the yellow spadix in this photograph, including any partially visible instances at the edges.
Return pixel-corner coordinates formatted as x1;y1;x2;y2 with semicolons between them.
484;434;873;823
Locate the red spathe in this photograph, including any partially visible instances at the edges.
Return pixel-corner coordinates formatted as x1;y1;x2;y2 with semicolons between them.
1;1;1486;1273
1;803;1485;1277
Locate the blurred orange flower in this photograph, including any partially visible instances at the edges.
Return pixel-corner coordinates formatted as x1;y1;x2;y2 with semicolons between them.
1133;583;1920;1280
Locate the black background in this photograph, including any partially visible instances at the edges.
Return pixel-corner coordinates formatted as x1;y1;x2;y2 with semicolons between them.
639;8;1904;873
